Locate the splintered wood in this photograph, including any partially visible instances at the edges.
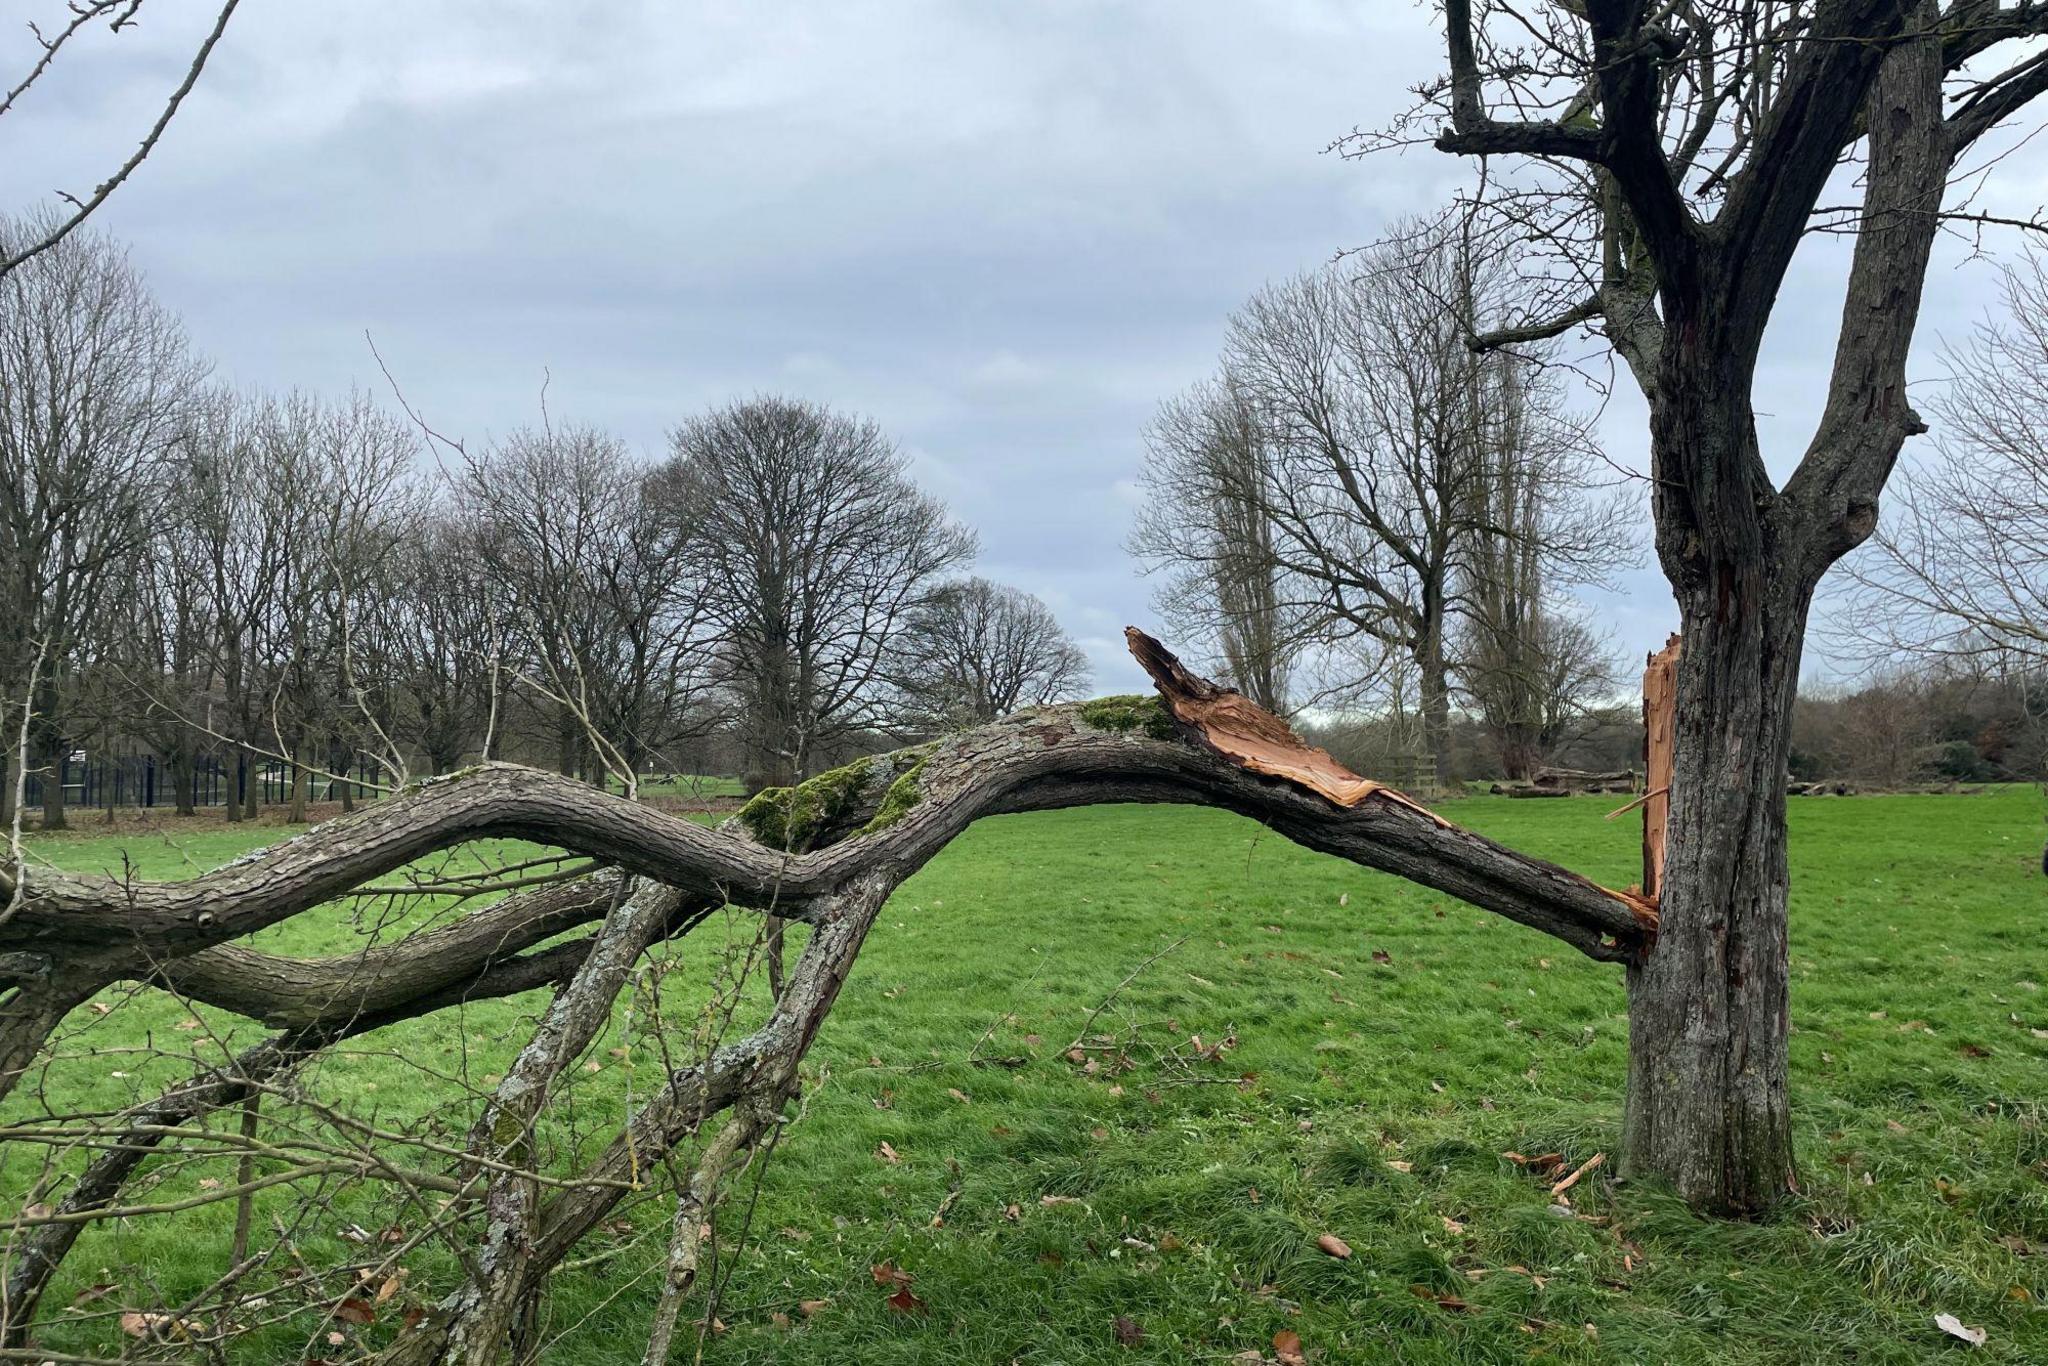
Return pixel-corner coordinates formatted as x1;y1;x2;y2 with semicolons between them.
1125;626;1446;824
1641;634;1680;902
1126;625;1658;933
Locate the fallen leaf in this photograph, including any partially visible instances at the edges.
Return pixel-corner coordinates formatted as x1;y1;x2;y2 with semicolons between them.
1316;1233;1352;1259
1442;1216;1466;1235
770;1311;792;1330
798;1298;830;1317
885;1287;927;1315
870;1262;913;1288
174;1016;203;1030
1040;1194;1082;1207
876;1141;901;1164
1387;1160;1412;1173
333;1298;376;1326
1371;949;1393;965
1113;1314;1144;1346
120;1311;197;1340
1934;1312;1986;1347
946;1087;971;1104
1273;1327;1306;1364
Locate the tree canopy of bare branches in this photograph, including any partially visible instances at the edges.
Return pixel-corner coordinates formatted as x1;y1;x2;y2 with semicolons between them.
659;396;976;793
0;214;201;831
1133;223;1627;783
896;576;1092;725
1838;250;2048;669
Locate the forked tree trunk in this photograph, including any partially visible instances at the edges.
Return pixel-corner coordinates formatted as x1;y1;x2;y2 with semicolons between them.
1622;585;1809;1213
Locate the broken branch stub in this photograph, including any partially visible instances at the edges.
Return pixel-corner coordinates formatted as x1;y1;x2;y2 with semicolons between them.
1641;634;1680;902
1124;627;1444;823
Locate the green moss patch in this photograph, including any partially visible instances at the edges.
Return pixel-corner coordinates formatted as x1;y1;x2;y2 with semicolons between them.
1078;693;1177;741
858;756;928;836
738;757;874;851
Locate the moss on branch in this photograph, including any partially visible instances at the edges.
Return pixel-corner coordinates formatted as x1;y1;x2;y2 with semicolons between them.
858;757;928;836
1078;694;1177;742
738;758;874;851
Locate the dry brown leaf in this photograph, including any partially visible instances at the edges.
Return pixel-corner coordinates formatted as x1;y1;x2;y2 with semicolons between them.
885;1287;927;1315
1113;1314;1144;1346
798;1298;830;1317
1316;1233;1352;1259
1273;1327;1307;1365
876;1141;901;1164
333;1297;376;1326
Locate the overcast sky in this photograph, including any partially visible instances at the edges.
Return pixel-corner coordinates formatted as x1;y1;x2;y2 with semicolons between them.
8;2;2045;693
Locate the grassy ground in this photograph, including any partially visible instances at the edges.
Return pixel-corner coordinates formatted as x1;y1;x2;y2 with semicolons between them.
7;789;2046;1362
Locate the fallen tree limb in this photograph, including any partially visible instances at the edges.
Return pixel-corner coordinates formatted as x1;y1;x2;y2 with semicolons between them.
0;631;1658;1359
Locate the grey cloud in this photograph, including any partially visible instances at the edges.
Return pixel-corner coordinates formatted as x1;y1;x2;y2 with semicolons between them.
5;1;2042;690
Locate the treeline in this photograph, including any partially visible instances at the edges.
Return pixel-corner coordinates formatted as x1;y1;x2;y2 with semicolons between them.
1791;667;2048;788
0;216;1090;829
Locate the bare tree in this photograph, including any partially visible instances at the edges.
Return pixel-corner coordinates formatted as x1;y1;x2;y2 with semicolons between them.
1138;225;1620;785
457;424;712;793
897;576;1092;725
1457;356;1627;777
381;510;507;775
659;395;975;793
0;214;200;829
1131;375;1298;712
180;387;292;821
1357;0;2048;1211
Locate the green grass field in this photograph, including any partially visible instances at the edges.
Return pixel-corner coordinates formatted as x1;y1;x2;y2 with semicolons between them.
8;790;2047;1362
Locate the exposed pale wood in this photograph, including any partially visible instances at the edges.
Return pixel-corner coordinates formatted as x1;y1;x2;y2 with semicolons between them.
1641;634;1680;901
1126;627;1444;822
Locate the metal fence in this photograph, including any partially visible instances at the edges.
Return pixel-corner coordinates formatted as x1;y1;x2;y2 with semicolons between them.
19;750;383;812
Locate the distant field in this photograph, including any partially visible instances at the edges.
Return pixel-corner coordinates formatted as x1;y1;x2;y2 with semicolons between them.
8;789;2047;1362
